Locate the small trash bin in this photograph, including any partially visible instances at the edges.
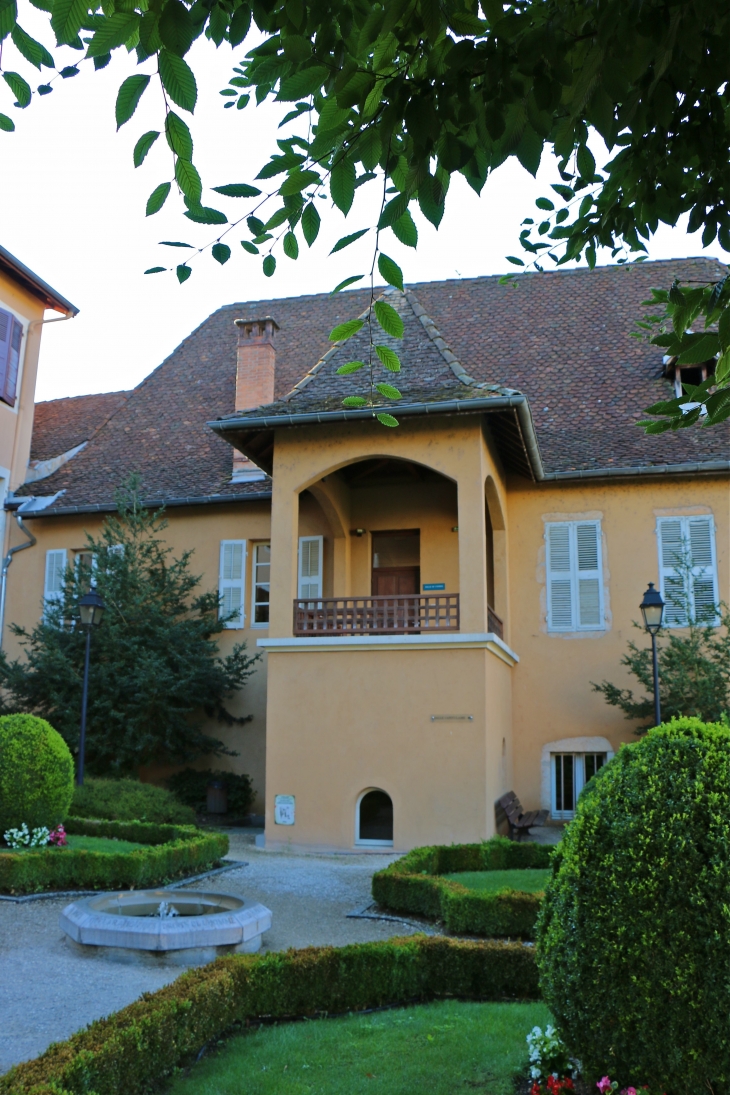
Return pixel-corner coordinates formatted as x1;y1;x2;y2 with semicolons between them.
206;779;228;814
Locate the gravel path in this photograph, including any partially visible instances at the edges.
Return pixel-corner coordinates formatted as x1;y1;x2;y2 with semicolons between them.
0;833;413;1074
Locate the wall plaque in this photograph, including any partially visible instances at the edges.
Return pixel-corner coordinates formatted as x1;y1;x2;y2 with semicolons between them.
274;794;295;825
423;582;446;590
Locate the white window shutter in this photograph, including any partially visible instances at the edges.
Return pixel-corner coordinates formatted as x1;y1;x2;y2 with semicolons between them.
298;536;323;601
219;540;246;628
657;516;718;625
0;309;11;403
44;550;67;614
576;523;602;627
546;524;574;630
3;318;22;407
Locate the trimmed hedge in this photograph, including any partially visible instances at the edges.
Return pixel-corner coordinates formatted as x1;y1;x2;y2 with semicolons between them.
72;778;196;825
0;935;539;1095
0;817;228;895
372;837;553;939
0;714;74;834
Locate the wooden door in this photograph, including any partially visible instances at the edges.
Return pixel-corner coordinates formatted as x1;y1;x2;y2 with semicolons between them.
372;567;419;595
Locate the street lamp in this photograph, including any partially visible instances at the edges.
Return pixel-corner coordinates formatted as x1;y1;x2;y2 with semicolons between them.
640;582;664;728
77;588;105;786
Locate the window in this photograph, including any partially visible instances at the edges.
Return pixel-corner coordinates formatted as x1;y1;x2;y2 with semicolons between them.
252;543;270;626
44;549;67;615
545;521;604;632
74;550;96;593
356;789;393;846
0;308;23;408
298;536;323;602
657;515;718;626
219;540;246;628
552;752;606;820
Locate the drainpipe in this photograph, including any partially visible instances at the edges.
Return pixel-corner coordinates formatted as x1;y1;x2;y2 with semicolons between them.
0;492;65;650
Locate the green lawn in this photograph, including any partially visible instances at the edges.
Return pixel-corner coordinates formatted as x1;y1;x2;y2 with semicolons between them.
165;1000;549;1095
442;868;551;894
0;833;147;854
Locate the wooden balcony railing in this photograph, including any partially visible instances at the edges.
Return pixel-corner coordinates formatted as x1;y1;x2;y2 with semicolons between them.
488;606;504;639
294;593;460;636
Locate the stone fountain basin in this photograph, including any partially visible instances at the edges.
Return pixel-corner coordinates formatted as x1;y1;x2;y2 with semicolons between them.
60;890;272;966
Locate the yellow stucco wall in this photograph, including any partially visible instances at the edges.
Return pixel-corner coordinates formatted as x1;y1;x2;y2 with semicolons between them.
507;474;730;811
1;502;272;810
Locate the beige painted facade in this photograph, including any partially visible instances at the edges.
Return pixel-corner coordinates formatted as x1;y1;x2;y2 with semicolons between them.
4;398;728;848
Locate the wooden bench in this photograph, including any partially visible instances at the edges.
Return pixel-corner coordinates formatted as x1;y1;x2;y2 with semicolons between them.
495;792;548;841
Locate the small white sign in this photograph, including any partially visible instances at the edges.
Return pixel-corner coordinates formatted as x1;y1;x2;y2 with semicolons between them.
274;794;295;825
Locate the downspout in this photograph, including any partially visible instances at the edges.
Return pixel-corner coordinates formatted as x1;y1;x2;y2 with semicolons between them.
0;512;36;651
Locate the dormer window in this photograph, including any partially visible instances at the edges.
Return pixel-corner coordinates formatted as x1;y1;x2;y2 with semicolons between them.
663;355;716;398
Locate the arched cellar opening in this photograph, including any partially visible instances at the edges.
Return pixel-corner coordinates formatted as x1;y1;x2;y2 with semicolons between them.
356;789;393;845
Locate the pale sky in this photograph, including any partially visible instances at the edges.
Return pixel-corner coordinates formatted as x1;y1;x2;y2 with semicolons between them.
1;8;726;402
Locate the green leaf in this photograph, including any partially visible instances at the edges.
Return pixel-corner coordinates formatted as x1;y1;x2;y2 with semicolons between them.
134;130;159;166
329;318;364;342
331;228;369;254
506;256;525;266
375;382;402;399
51;0;88;45
376;412;399;427
719;308;730;352
165;110;193;158
331;275;364;293
280;169;321;195
576;144;596;180
535;197;554;211
240;240;259;254
159;48;197;112
10;24;54;68
262;254;276;277
377;253;403;291
301;202;320;246
342;395;368;407
159;240;193;247
176;263;192;283
391;209;417;248
212;242;231;264
378;192;409;229
676;334;720;365
228;3;251;46
146;182;171;215
331;157;356;214
283;231;299;259
116;74;150;129
158;0;194;57
276;64;328;102
37;83;53;94
144;266;166;274
86;11;139;56
0;113;15;131
0;0;17;41
336;361;366;375
212;183;261;197
374;300;404;338
375;344;401;372
3;72;31;107
184;204;227;224
175;158;202;203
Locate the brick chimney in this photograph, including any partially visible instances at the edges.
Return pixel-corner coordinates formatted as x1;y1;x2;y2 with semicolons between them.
231;317;278;482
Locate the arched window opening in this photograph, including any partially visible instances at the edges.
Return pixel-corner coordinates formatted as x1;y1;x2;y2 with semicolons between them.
356;789;393;845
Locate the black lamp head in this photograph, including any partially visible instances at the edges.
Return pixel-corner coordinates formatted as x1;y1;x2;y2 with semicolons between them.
640;582;664;635
78;588;105;628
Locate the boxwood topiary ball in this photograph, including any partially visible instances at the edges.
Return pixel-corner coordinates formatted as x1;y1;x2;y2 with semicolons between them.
536;718;730;1093
0;714;74;836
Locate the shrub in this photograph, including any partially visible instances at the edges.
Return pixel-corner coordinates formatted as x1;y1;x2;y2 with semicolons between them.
0;714;74;836
0;935;539;1095
72;778;196;825
166;768;254;817
0;817;228;895
372;838;552;939
536;718;730;1092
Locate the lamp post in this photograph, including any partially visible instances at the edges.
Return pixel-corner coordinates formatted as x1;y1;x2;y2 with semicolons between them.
77;589;105;786
640;582;665;728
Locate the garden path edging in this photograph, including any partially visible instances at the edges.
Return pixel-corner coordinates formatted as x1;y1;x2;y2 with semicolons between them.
0;859;249;903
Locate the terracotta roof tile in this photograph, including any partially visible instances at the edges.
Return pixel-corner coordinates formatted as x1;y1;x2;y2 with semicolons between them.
31;391;130;462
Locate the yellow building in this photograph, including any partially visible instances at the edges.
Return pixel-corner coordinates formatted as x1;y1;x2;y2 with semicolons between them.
0;245;77;644
3;257;728;851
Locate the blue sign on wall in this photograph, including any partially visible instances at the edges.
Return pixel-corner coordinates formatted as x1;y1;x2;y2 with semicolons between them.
423;583;446;591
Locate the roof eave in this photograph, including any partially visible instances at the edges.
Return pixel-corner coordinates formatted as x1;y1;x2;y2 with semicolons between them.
208;394;546;481
0;245;79;315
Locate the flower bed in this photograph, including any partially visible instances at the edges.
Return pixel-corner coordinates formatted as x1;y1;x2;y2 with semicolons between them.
0;935;539;1095
0;816;228;895
372;837;553;939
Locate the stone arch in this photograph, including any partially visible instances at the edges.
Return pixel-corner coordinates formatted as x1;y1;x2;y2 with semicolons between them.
355;787;394;845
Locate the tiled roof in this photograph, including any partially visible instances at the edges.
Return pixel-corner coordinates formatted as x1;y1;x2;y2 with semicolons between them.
18;257;730;513
31;391;130;462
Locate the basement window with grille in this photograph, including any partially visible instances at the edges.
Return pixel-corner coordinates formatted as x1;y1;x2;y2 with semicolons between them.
656;515;719;626
545;520;605;633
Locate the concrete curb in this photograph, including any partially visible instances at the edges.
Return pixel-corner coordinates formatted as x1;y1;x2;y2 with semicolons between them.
0;859;249;904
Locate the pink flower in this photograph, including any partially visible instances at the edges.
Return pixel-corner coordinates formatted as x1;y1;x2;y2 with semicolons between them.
624;1089;638;1095
48;825;67;847
597;1079;613;1095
